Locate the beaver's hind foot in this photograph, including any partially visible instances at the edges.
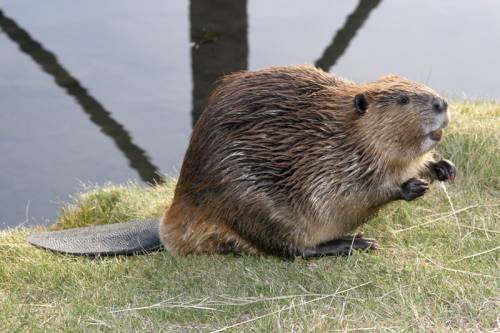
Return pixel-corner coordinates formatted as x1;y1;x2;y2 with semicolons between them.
302;233;378;258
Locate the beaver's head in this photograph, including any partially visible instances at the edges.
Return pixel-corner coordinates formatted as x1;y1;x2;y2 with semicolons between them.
352;75;450;162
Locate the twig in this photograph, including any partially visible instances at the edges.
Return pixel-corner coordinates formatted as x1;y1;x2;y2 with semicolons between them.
111;303;219;314
438;182;462;239
111;292;345;314
19;303;56;308
423;255;498;279
394;204;478;233
209;281;372;333
217;293;324;306
459;224;499;234
438;266;497;279
456;245;500;262
111;295;182;314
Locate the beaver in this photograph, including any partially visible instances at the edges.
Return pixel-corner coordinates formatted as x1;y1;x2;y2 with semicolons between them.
159;65;456;258
27;65;456;258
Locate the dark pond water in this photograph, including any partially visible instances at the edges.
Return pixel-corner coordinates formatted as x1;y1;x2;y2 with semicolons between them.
1;0;499;228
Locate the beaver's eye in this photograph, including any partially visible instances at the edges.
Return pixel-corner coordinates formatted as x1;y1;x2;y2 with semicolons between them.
398;95;409;105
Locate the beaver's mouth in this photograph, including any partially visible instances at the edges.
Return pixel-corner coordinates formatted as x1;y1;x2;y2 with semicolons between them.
429;129;443;141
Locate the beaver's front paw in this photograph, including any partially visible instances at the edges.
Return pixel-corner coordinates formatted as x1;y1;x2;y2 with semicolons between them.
433;159;457;182
401;178;429;201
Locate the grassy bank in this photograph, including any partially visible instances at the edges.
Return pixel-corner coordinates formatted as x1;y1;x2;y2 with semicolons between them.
1;101;499;332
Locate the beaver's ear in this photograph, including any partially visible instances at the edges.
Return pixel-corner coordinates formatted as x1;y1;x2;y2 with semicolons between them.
354;93;368;114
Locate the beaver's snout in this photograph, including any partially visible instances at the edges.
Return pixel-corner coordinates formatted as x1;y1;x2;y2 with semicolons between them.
422;96;450;145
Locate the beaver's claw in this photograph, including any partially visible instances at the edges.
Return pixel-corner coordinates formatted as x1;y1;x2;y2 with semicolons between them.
433;159;457;182
401;178;429;201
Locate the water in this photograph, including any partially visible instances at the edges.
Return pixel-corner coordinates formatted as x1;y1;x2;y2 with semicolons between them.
0;0;499;228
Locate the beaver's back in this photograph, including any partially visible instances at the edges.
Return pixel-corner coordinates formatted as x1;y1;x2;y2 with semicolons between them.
179;66;354;206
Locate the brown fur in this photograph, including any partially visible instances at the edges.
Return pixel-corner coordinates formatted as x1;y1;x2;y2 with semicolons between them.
160;65;449;258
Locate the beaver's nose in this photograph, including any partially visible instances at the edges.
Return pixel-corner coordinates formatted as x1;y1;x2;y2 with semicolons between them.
432;98;448;113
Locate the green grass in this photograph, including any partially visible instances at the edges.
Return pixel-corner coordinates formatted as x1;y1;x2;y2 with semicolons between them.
1;101;499;332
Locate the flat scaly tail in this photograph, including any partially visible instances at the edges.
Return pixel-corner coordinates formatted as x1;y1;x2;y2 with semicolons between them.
27;220;163;256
